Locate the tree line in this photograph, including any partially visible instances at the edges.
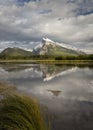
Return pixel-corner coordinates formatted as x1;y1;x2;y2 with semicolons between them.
0;54;93;60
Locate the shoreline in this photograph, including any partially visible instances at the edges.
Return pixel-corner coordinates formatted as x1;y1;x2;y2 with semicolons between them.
0;59;93;65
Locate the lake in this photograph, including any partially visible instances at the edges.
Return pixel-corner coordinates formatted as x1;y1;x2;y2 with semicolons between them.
0;63;93;130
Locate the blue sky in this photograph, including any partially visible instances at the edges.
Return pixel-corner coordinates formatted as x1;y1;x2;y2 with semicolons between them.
0;0;93;53
17;0;39;6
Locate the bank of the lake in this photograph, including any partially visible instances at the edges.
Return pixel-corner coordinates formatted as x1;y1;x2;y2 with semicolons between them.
0;59;93;65
0;82;49;130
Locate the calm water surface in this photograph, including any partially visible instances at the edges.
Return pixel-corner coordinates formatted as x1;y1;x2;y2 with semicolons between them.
0;64;93;130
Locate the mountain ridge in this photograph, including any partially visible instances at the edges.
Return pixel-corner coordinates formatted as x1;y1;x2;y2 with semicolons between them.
33;38;84;56
0;38;85;58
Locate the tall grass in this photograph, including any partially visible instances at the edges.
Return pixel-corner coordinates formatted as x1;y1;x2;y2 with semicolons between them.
0;83;48;130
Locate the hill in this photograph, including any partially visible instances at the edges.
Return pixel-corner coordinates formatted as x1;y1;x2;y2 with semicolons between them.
0;47;33;59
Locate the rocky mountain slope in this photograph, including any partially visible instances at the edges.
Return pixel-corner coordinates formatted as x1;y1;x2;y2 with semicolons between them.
33;38;84;56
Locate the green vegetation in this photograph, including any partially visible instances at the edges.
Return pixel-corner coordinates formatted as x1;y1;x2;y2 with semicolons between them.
0;47;33;59
0;83;48;130
0;47;93;63
55;54;93;60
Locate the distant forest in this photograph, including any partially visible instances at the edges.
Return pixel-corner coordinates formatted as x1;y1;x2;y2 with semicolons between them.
0;54;93;60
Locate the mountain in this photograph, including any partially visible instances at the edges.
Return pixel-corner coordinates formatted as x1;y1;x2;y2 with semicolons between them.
0;38;85;59
33;38;84;56
0;47;33;59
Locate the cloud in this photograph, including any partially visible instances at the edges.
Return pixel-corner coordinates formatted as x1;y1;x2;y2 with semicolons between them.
0;0;93;53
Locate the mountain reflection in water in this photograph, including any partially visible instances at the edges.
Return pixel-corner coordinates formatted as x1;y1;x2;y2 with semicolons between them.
0;64;93;130
47;90;62;97
0;64;78;81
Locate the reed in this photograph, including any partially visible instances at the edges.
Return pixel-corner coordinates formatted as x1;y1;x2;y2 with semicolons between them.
0;83;48;130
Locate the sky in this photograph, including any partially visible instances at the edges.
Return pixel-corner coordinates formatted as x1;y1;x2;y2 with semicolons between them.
0;0;93;53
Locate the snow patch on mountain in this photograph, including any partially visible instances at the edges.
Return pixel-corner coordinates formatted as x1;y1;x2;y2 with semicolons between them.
43;38;55;43
34;43;42;50
42;38;56;47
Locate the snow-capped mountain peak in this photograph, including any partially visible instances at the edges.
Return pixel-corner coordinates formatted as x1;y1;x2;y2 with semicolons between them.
42;38;55;43
34;38;55;51
42;38;80;51
33;38;84;55
42;37;56;47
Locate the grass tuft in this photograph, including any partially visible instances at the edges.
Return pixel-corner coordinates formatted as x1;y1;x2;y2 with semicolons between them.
0;83;49;130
